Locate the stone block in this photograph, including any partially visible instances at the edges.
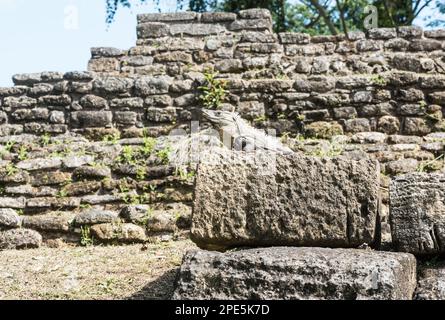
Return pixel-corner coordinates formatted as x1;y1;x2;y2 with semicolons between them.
191;152;381;250
174;247;416;300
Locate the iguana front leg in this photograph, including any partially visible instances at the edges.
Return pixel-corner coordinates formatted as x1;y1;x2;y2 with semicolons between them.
233;135;256;152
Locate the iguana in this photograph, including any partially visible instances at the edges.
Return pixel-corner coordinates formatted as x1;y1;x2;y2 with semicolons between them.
202;109;294;154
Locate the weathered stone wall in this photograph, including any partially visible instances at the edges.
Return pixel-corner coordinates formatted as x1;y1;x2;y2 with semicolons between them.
1;8;445;250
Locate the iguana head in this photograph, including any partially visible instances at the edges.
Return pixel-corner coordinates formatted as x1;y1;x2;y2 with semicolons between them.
201;109;236;128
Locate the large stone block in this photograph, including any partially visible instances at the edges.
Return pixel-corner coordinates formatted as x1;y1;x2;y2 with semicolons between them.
0;228;42;250
137;22;170;38
71;111;113;128
169;23;226;36
390;173;445;255
191;152;381;250
137;12;198;23
134;76;171;96
173;247;417;300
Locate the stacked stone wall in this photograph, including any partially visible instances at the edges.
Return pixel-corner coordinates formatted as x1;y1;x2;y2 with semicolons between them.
1;8;445;249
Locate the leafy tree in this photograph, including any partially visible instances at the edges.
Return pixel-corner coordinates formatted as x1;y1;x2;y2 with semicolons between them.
106;0;444;34
428;0;445;27
374;0;436;27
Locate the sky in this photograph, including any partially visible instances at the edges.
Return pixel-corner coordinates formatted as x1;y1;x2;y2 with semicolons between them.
0;0;443;87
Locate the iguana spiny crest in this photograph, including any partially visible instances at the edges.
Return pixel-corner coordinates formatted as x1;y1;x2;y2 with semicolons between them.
202;109;294;154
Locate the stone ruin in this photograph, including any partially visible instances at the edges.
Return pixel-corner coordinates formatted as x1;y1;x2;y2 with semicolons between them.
1;8;445;299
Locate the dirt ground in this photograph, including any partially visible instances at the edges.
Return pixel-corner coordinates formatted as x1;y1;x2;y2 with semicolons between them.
0;240;197;300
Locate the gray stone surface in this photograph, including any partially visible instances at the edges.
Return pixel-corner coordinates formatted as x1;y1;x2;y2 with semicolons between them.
170;23;226;36
191;152;381;250
134;76;171;96
72;166;111;180
90;223;147;243
415;264;445;300
390;173;445;255
137;12;198;23
173;247;417;300
0;209;21;228
16;158;62;171
73;209;119;226
0;228;42;250
22;212;75;232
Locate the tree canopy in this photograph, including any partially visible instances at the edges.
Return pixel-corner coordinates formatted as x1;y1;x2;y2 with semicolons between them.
106;0;445;34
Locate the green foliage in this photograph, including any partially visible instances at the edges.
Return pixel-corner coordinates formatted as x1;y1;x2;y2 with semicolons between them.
40;133;51;147
198;69;227;109
5;141;15;153
156;145;172;165
17;145;28;161
136;166;146;181
56;189;68;198
98;278;117;293
140;206;155;227
304;140;344;158
140;136;156;156
417;154;444;173
254;115;267;124
107;1;444;34
5;163;18;176
121;192;150;205
120;145;135;164
175;168;196;181
103;132;121;144
371;74;387;86
80;226;94;246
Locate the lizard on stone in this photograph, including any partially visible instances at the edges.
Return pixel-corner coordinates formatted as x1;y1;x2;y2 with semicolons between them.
202;109;294;154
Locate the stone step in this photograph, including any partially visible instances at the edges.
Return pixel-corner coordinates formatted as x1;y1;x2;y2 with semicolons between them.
173;247;417;300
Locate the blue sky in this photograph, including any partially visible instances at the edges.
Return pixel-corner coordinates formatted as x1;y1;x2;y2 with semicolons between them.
0;0;443;87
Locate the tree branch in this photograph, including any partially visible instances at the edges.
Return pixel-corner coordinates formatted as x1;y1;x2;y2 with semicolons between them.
336;0;349;38
413;0;434;21
308;0;338;34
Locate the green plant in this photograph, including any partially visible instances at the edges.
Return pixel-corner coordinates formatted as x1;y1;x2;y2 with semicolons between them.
417;154;444;172
56;189;68;198
139;136;156;156
120;145;135;164
80;226;94;246
136;166;146;181
17;145;28;161
5;163;18;176
175;168;196;181
98;278;117;293
40;133;51;147
140;207;155;226
275;73;289;80
254;115;267;124
296;114;306;122
307;141;344;158
198;69;227;109
5;141;15;152
103;132;121;144
156;145;172;165
280;132;291;144
371;75;387;86
118;181;130;194
16;209;24;216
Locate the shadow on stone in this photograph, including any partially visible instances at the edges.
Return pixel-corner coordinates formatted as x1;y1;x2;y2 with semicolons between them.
127;268;179;300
